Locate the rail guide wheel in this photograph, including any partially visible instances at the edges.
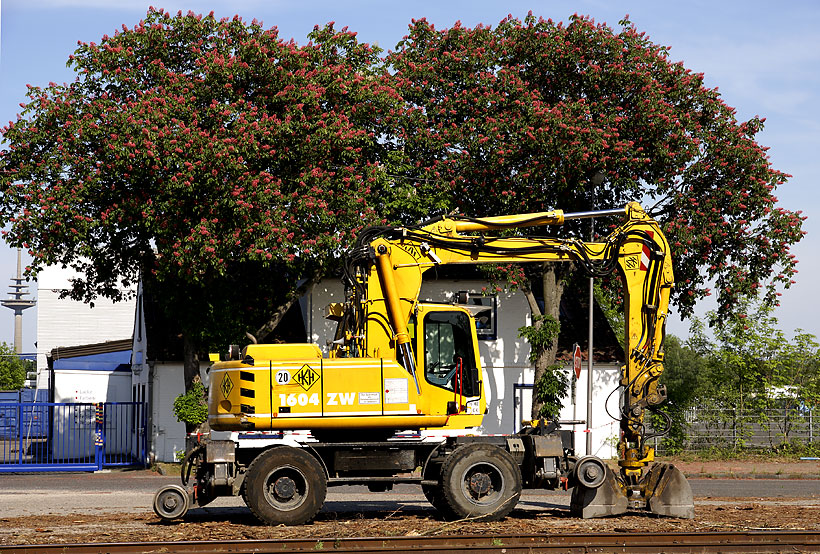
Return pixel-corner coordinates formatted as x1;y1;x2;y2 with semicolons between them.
153;484;191;521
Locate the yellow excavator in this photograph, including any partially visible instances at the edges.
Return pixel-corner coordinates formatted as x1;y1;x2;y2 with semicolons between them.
153;202;694;525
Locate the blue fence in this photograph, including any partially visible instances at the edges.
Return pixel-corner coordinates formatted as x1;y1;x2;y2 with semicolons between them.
0;390;48;438
0;401;147;472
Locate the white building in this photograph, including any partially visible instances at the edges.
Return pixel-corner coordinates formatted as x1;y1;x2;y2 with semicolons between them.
35;266;136;390
130;280;203;464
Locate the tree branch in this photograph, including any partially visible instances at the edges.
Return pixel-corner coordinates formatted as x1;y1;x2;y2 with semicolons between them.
253;265;324;342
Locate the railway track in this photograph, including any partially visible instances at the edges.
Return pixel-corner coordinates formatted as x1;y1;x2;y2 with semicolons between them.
3;531;819;553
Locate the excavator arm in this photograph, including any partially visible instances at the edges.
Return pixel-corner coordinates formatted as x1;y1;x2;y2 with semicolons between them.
334;201;692;518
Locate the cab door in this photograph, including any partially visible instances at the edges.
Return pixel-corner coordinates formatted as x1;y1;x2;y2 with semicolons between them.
415;305;485;428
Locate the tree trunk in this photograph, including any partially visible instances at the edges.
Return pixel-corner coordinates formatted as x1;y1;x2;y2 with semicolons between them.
182;333;201;392
528;263;567;419
182;332;204;437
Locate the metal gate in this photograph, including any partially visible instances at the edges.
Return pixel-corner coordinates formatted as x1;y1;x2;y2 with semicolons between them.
0;401;147;472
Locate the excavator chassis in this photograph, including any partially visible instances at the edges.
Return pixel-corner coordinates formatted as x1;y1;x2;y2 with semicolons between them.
160;203;696;525
154;433;694;525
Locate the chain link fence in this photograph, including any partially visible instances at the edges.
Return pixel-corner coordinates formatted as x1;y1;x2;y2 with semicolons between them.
651;405;820;455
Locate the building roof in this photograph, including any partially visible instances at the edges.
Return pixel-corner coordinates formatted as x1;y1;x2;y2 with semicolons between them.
49;338;132;361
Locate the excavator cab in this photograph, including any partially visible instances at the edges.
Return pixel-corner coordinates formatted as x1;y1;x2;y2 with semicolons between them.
414;305;484;421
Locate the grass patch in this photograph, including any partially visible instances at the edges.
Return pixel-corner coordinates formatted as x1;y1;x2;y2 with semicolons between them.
660;445;820;463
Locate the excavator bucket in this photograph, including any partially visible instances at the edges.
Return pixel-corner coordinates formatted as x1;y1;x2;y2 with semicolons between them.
570;465;628;518
570;459;694;519
643;462;695;519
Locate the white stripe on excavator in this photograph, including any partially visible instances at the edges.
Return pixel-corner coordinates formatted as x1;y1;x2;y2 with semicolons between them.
210;363;397;372
212;414;274;419
213;410;418;419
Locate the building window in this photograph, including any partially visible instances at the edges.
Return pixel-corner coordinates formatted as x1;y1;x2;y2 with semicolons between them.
455;291;497;340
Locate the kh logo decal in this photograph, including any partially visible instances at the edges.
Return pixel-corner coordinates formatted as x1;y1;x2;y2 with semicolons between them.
221;373;234;397
293;364;320;391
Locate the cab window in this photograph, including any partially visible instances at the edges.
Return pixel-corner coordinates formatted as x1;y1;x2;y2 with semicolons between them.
423;311;480;397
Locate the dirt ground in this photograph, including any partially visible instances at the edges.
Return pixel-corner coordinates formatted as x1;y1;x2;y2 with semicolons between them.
2;499;818;546
2;456;818;546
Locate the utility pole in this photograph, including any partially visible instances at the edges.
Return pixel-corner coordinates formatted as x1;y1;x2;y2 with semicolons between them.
586;172;604;456
586;219;594;456
2;249;36;354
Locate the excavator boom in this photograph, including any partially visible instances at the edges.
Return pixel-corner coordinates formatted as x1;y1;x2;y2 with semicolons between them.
335;201;692;518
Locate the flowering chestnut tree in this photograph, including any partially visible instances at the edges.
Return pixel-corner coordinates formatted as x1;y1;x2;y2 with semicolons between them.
0;9;398;388
387;14;805;416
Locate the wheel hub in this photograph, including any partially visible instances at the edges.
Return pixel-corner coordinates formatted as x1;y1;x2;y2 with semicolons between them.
162;495;180;511
468;472;492;496
273;476;297;500
584;465;601;482
153;484;190;521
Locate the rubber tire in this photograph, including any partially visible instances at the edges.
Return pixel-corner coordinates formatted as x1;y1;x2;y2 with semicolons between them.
440;443;522;521
422;483;457;518
243;447;327;525
421;462;457;519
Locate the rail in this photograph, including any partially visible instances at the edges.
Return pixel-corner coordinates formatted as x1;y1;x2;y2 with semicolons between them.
4;531;820;553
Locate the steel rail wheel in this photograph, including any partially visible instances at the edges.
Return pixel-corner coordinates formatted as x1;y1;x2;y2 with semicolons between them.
440;443;521;521
152;484;190;521
243;447;327;525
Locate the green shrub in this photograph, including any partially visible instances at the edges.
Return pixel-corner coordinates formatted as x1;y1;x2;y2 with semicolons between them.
0;342;27;390
172;381;208;425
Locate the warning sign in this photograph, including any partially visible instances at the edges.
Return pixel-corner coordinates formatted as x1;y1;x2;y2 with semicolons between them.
221;373;234;397
293;364;320;391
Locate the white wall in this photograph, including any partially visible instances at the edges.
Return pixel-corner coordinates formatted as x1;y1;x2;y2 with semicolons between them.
561;366;620;459
36;266;136;387
50;370;134;459
52;370;132;404
149;361;213;463
148;362;188;463
130;283;213;463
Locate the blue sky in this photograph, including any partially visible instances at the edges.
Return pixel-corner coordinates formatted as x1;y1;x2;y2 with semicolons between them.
2;0;819;355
